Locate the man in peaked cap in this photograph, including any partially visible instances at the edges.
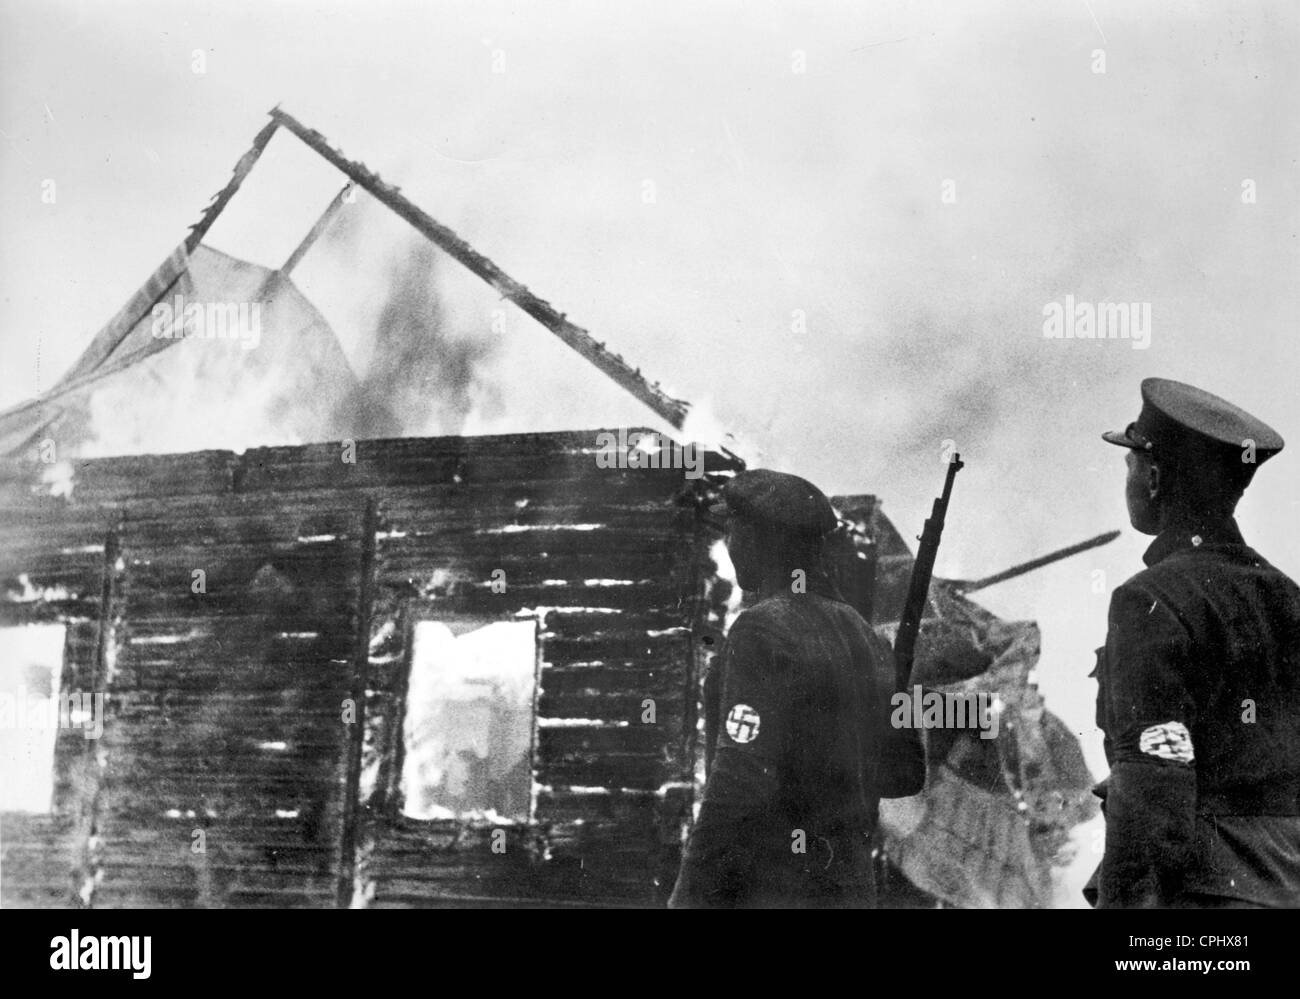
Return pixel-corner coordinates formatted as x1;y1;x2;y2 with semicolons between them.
668;469;924;908
1087;377;1300;908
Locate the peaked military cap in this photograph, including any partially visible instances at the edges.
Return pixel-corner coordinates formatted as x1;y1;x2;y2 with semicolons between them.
710;469;838;537
1103;378;1284;472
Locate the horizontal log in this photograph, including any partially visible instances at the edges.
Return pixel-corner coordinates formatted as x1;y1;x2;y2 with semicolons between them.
536;725;687;790
542;631;691;663
534;786;692;827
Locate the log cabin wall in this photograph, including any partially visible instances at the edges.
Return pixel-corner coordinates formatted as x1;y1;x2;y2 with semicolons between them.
0;429;738;908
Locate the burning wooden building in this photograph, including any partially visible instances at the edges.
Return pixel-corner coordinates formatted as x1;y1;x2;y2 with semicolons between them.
0;110;1097;909
0;429;745;907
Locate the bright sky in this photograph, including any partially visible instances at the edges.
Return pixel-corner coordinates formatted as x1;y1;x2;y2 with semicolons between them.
3;0;1297;791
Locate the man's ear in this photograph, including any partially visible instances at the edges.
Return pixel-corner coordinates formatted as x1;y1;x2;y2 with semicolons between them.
1146;459;1162;501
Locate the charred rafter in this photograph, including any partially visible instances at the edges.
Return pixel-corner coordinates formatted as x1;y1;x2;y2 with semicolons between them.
268;107;691;430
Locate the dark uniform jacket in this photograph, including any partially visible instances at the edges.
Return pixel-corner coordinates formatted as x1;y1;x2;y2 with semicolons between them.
668;580;924;908
1090;520;1300;908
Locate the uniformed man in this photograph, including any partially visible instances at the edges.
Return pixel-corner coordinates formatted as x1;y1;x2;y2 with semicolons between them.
1088;377;1300;908
668;469;925;908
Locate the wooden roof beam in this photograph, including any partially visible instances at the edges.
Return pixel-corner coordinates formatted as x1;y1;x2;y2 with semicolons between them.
268;107;690;429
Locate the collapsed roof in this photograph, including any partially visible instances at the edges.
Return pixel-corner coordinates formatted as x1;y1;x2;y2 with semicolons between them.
0;108;691;461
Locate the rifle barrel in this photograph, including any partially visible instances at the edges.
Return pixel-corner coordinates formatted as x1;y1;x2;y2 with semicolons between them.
894;453;963;691
953;529;1121;593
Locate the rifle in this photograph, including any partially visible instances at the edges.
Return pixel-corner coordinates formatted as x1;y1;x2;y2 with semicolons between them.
894;453;964;692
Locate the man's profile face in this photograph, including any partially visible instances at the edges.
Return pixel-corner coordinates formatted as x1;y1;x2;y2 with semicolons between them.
1125;448;1160;535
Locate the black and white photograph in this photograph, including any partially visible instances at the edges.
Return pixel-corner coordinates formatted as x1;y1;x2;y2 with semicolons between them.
0;0;1296;970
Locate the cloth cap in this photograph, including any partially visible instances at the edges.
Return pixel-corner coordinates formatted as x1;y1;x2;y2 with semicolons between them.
709;469;837;538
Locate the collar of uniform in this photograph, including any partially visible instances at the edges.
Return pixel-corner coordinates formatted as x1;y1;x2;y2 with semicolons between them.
1142;518;1245;567
812;579;849;604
